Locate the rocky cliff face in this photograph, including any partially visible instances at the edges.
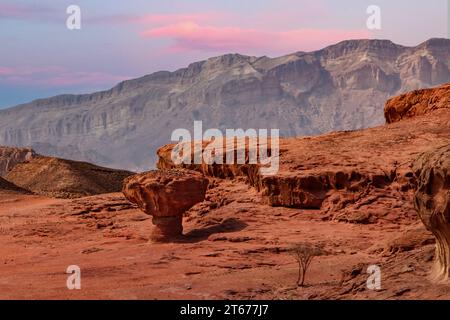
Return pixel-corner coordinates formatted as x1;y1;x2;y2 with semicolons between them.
385;83;450;123
1;39;450;171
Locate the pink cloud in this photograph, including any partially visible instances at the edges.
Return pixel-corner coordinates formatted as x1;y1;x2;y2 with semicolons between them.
71;3;369;55
87;13;223;26
0;66;64;76
0;3;30;17
0;4;22;17
0;3;54;20
141;22;371;54
41;71;130;87
0;66;131;87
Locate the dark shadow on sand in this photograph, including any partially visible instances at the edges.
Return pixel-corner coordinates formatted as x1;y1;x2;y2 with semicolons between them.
179;218;248;243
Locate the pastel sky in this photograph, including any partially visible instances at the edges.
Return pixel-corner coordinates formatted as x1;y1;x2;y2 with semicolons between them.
0;0;448;108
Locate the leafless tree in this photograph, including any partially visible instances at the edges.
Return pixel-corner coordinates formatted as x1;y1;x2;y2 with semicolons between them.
289;243;326;287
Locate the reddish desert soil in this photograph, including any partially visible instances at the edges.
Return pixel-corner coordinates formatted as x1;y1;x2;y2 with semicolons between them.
0;179;448;300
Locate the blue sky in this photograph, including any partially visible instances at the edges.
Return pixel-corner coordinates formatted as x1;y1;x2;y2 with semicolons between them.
0;0;448;108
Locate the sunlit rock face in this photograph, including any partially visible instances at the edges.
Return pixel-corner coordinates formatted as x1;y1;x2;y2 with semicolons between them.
385;83;450;124
413;146;450;282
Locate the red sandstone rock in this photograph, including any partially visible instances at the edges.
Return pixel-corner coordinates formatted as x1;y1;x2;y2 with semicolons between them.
122;169;209;242
157;106;450;223
413;145;450;282
385;83;450;124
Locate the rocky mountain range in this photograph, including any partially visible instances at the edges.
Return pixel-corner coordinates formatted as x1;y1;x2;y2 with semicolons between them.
1;38;450;171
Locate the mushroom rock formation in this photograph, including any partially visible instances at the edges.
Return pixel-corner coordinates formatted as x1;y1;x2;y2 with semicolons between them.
122;169;209;242
413;145;450;282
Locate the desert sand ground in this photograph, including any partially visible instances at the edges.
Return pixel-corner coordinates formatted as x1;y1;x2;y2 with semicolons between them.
0;179;448;300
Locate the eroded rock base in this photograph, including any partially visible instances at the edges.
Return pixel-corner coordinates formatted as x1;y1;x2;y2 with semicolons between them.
151;216;183;242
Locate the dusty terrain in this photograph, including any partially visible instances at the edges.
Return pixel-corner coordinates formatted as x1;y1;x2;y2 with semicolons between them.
1;84;450;300
0;179;447;300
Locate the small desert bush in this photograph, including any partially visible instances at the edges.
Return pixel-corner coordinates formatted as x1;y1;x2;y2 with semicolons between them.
289;243;326;287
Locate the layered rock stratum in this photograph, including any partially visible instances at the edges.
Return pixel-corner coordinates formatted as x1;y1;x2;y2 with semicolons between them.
1;39;450;170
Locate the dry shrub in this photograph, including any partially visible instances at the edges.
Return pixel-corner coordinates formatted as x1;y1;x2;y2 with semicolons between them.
289;243;326;287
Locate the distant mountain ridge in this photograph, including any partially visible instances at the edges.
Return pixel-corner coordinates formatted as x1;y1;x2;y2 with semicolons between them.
1;38;450;171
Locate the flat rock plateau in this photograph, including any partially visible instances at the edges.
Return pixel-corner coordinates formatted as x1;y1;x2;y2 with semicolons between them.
1;84;450;300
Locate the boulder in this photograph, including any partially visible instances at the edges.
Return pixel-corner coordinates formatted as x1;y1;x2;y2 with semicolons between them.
122;169;209;242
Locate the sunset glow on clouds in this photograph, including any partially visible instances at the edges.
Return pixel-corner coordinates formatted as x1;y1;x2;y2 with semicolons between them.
0;0;447;107
141;21;370;53
0;2;57;21
87;13;223;26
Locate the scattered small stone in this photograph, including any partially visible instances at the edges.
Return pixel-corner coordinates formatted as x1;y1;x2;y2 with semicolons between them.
82;247;103;254
400;264;415;273
204;252;221;257
394;288;411;296
228;236;254;243
208;234;228;242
